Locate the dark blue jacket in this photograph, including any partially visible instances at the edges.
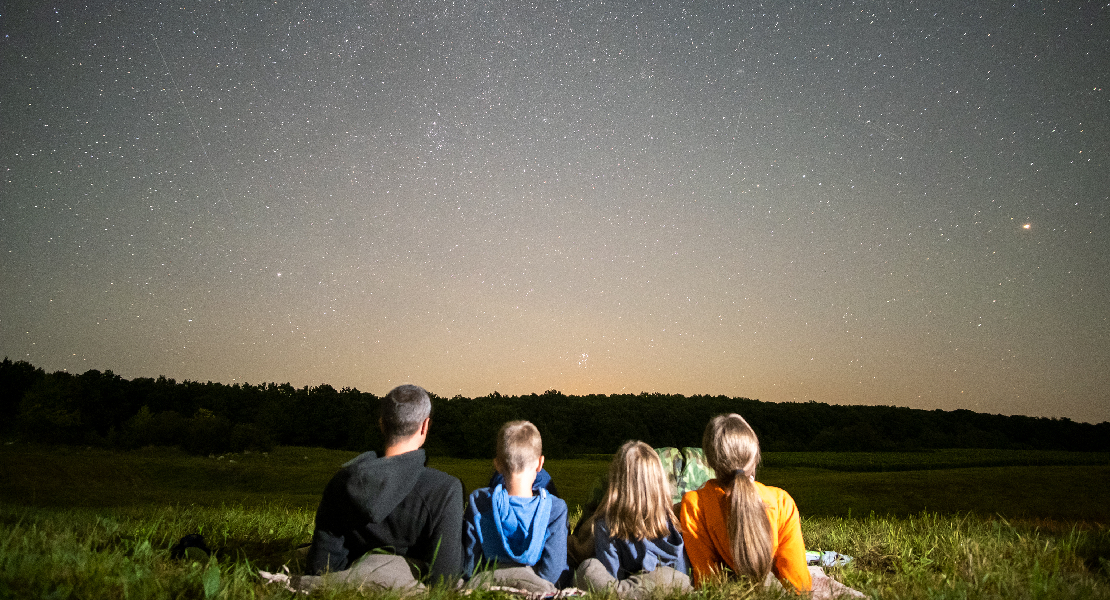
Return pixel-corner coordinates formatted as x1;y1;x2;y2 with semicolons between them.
594;516;689;580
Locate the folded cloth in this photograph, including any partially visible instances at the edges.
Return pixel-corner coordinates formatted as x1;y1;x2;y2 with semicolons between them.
806;550;853;567
259;566;304;595
463;585;587;600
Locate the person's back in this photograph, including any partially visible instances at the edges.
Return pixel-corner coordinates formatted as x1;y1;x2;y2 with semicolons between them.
574;441;691;598
463;420;570;592
307;447;462;578
305;385;464;589
679;413;810;592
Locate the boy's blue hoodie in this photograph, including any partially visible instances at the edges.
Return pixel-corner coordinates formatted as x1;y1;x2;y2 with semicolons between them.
487;485;551;565
593;516;689;580
463;483;570;587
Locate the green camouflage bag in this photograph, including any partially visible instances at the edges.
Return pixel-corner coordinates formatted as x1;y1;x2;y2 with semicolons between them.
680;447;713;495
655;446;713;505
654;447;685;505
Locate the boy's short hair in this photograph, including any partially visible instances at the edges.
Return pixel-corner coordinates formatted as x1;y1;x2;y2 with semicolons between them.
496;420;542;474
380;384;432;445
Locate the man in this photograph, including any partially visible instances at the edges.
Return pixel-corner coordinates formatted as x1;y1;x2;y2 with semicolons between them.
305;384;464;588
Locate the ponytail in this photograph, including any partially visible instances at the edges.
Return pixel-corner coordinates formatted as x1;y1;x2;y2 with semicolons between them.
725;469;773;580
703;414;773;581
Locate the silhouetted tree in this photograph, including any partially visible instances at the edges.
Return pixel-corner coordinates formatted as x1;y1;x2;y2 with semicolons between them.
2;359;1107;454
0;358;44;434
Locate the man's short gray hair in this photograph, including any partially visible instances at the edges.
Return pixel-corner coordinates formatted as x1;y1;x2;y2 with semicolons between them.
380;384;432;444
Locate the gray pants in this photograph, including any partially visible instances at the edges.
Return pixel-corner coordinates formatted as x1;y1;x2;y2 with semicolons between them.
466;565;558;595
808;565;867;600
296;554;427;595
574;558;692;599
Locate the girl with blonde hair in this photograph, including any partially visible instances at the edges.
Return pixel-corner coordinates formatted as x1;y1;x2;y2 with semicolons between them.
679;414;811;592
574;440;690;597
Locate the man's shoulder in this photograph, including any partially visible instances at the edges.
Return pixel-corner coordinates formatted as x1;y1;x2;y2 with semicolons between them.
415;465;463;496
341;450;378;468
420;464;461;484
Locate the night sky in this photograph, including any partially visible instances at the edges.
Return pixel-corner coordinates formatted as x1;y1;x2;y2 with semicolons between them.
2;1;1108;423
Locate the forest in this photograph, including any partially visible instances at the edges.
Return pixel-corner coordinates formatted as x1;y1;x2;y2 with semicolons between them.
3;358;1107;456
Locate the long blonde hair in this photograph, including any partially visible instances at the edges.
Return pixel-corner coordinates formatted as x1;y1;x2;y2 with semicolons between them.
703;414;773;581
597;441;675;541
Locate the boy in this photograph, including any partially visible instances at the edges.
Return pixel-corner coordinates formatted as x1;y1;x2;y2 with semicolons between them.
463;420;570;592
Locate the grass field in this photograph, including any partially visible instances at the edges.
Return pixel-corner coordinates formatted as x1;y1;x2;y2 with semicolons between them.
760;449;1110;471
3;444;1106;522
1;443;1108;599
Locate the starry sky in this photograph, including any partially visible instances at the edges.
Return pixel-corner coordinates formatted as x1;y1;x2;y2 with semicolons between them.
2;1;1108;423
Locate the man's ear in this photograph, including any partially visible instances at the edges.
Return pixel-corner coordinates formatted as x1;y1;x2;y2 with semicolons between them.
536;455;545;473
418;417;430;436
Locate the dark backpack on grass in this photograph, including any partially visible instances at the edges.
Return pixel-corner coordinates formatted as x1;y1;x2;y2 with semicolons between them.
170;533;211;561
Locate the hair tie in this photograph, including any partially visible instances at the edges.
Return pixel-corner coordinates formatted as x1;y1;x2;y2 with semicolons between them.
732;468;747;480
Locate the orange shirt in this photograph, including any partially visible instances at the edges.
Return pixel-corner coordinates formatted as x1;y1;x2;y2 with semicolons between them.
679;479;811;592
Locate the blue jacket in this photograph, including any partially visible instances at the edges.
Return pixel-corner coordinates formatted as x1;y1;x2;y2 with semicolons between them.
594;516;689;580
464;484;570;587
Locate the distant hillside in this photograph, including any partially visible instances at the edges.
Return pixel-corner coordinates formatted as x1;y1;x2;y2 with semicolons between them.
3;358;1107;456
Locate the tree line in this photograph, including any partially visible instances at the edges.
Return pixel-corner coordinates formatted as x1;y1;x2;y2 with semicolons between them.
2;358;1107;456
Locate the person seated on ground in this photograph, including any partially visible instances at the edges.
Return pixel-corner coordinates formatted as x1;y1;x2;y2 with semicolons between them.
575;440;691;599
463;420;570;593
570;445;710;568
301;384;464;592
679;414;811;593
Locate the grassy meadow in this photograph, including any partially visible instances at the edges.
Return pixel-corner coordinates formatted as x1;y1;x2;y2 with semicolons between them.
0;443;1108;599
